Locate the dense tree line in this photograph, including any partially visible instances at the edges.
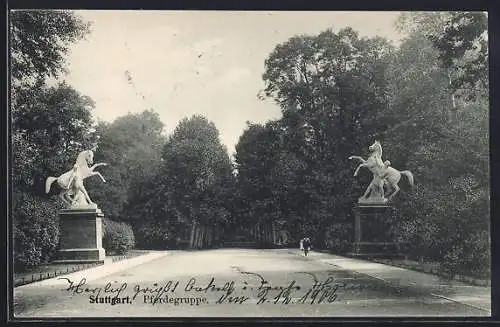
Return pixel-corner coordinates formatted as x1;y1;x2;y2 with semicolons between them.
235;12;489;277
11;11;98;270
11;11;489;279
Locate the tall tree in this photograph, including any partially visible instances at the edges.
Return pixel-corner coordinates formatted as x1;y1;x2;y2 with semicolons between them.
429;12;488;100
234;121;289;241
10;10;91;94
395;12;488;104
255;27;394;244
163;115;234;247
88;109;166;221
129;115;234;249
11;10;95;194
13;82;97;194
11;10;94;269
384;13;490;276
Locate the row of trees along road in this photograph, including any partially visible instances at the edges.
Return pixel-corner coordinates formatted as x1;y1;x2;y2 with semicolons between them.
12;11;489;279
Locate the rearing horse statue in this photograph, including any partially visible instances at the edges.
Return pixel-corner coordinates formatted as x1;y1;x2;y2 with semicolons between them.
349;140;414;202
45;147;107;207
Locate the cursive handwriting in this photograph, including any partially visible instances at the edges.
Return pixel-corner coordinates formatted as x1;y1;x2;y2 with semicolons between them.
58;274;342;305
184;277;235;294
59;277;127;299
132;281;179;305
182;277;245;304
239;271;302;304
296;273;339;304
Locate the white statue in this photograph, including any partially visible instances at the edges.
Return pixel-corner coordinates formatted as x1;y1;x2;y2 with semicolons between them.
349;140;414;203
45;146;108;208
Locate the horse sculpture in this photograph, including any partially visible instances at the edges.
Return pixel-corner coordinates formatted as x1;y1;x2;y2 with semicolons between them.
349;140;414;202
45;147;107;207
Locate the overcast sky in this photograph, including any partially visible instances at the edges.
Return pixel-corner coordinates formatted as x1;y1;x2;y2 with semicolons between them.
63;10;404;156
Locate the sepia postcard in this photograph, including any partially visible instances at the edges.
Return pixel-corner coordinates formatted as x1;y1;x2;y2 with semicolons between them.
9;9;491;319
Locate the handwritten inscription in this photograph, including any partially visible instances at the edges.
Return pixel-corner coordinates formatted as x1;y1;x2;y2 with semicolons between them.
58;272;340;306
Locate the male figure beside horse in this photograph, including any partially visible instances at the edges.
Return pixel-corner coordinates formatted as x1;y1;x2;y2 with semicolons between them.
45;147;107;207
349;140;414;203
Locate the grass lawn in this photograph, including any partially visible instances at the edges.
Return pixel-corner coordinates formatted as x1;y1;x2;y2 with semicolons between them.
13;249;150;287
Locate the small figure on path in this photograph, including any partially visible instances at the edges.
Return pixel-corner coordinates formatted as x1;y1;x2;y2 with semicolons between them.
302;237;312;256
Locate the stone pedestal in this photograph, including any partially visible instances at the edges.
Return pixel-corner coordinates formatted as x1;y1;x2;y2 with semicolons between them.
350;203;404;259
53;208;106;263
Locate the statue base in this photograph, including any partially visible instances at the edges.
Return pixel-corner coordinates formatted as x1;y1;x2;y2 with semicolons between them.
349;203;404;259
358;197;388;205
52;208;106;264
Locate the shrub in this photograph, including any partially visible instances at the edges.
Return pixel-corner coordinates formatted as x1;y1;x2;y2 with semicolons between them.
324;222;352;253
102;218;135;255
463;230;491;278
13;191;60;271
441;231;491;279
134;220;177;250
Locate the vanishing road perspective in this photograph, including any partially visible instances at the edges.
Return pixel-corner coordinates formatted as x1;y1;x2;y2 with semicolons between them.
13;249;491;318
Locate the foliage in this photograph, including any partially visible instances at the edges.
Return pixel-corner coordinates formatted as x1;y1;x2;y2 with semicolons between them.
134;220;178;250
88;109;166;220
11;10;96;195
10;10;91;92
441;229;490;279
102;218;135;255
160;115;234;226
234;18;489;278
238;27;394;242
324;222;353;253
234;122;286;231
395;11;488;101
127;115;235;248
13;191;61;271
383;13;489;277
13;83;98;195
11;10;490;280
11;10;98;271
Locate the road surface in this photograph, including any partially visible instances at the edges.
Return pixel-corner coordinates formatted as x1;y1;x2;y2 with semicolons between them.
13;249;489;318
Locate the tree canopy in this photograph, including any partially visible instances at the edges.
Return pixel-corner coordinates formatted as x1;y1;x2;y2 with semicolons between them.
11;11;490;278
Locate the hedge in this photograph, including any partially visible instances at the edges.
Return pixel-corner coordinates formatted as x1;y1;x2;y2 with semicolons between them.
134;220;178;250
102;218;135;255
13;191;60;271
323;222;353;253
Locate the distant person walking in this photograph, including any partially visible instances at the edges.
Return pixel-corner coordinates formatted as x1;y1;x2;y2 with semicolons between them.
302;237;312;256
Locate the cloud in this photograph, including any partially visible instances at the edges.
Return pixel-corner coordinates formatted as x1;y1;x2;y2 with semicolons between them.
191;37;224;53
214;67;252;87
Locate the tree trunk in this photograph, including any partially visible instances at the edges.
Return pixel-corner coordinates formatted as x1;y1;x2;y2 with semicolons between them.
202;225;206;248
208;226;213;248
268;223;272;244
202;225;207;248
189;222;196;248
196;225;201;248
272;223;277;244
263;223;267;244
191;224;196;248
447;69;457;120
194;224;200;248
